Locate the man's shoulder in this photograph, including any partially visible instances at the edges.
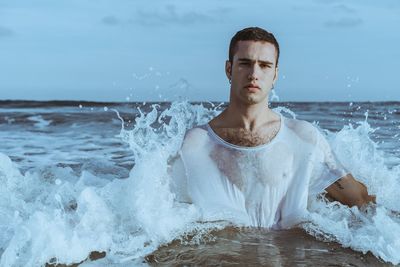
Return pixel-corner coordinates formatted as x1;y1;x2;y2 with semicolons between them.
185;125;208;138
283;116;319;144
284;116;315;130
182;125;209;149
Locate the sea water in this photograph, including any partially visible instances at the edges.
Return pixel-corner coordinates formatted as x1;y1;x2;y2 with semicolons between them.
0;100;399;266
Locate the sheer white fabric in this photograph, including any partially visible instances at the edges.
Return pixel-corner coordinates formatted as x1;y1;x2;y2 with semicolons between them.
171;114;348;229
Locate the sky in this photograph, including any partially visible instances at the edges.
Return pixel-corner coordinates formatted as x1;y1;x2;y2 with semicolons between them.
0;0;399;102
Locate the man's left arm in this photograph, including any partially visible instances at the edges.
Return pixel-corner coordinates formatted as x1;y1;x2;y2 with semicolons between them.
325;174;376;208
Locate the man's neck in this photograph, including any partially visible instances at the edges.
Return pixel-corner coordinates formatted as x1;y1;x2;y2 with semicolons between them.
220;100;277;132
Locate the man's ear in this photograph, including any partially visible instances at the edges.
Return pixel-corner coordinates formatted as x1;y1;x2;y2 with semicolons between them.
225;60;232;80
273;66;279;85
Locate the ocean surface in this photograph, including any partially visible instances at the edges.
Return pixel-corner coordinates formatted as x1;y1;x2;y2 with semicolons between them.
0;100;399;266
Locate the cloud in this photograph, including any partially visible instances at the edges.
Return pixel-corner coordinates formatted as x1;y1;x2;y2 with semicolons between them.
313;0;343;5
324;17;363;28
100;5;226;28
101;15;120;26
0;26;13;38
291;5;317;12
133;5;214;27
292;3;355;14
332;4;356;13
315;0;400;10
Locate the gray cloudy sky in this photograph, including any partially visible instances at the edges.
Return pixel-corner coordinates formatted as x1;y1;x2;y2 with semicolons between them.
0;0;399;102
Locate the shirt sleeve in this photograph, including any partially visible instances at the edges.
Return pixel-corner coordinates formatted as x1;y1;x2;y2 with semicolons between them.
168;152;193;203
308;127;349;195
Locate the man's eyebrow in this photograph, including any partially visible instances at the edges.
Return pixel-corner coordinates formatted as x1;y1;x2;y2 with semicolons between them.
237;58;274;65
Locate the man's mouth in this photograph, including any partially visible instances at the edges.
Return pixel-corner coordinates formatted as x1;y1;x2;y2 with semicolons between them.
245;84;260;92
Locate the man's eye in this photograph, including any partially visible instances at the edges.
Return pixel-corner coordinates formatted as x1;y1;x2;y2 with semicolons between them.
260;64;270;68
240;62;250;65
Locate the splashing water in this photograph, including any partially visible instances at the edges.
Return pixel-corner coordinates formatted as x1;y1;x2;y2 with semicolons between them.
0;101;400;266
305;119;400;264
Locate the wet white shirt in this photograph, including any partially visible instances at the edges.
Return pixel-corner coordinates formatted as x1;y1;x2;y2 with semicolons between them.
171;114;348;229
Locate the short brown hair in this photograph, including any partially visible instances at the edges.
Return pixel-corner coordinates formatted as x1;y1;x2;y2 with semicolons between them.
229;27;280;66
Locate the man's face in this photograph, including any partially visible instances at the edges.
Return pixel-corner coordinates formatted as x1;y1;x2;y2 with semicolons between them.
226;41;278;105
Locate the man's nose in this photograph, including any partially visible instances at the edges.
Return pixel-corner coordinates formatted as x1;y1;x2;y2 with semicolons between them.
247;64;259;80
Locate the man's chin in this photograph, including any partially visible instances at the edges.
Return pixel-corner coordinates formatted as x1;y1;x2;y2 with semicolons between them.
239;93;266;105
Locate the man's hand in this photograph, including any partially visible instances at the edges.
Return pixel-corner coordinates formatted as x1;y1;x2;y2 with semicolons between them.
325;174;376;208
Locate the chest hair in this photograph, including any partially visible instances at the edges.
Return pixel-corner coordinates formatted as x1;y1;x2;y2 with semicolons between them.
214;123;280;147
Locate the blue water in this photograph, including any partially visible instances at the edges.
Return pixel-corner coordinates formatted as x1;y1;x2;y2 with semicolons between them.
1;101;399;173
0;100;399;266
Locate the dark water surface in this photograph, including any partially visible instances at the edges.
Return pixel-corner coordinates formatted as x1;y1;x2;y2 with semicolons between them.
148;227;391;267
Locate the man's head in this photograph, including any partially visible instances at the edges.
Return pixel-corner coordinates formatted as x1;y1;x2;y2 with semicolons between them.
226;27;280;105
229;27;280;66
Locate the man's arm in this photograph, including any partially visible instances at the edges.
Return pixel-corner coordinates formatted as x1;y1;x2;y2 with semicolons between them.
325;174;376;208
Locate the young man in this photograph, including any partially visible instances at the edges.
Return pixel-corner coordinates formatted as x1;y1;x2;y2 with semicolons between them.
172;27;375;229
